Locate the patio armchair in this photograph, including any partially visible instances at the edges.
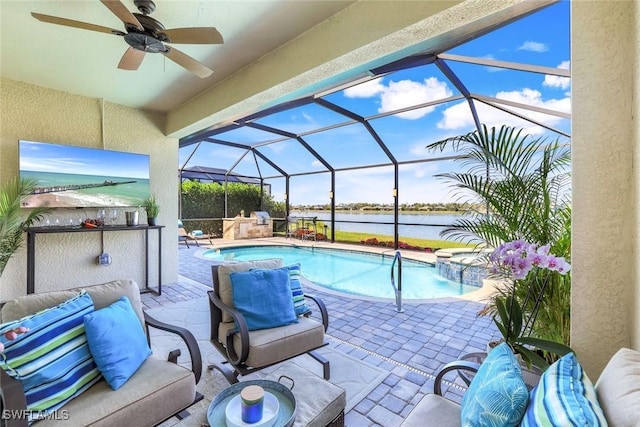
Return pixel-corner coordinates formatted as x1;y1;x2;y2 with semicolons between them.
207;259;330;384
401;346;640;427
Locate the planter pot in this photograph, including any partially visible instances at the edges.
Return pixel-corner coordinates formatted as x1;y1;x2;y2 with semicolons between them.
147;217;157;226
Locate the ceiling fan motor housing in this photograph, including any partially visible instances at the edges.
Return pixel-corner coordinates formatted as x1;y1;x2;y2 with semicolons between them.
124;13;168;53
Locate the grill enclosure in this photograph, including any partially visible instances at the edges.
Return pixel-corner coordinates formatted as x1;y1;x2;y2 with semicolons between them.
251;211;270;225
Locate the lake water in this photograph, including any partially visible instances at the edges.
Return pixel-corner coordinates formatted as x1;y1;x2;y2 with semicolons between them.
291;210;465;241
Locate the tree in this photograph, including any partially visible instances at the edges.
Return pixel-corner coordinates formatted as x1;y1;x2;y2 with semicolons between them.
427;124;572;348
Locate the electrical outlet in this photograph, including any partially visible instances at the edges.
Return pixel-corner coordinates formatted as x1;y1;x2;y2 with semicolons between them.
96;253;111;266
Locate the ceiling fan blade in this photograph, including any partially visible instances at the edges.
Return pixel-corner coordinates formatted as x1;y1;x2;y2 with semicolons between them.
31;12;121;35
100;0;143;31
162;47;213;78
162;27;224;44
118;47;145;71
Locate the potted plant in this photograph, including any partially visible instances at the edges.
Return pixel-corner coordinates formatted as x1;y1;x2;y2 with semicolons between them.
142;194;160;226
487;239;573;370
0;178;51;276
427;124;572;348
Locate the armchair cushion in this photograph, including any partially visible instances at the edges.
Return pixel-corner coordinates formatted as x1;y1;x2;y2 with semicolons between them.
0;292;102;422
218;316;324;368
522;352;606;426
460;342;529;427
218;259;283;322
595;347;640;426
84;296;151;390
230;268;297;331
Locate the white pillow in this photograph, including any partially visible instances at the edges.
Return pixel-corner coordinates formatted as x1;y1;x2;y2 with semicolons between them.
595;347;640;426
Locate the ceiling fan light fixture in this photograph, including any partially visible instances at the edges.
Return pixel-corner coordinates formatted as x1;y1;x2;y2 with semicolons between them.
124;32;165;53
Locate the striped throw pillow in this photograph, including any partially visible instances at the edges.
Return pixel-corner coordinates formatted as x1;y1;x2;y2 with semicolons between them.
0;292;102;423
521;352;607;426
287;264;310;316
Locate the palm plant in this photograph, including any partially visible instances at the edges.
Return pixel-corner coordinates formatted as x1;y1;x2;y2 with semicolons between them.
427;124;572;348
0;178;51;276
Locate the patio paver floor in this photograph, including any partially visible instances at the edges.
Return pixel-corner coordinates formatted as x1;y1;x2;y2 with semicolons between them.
141;240;500;427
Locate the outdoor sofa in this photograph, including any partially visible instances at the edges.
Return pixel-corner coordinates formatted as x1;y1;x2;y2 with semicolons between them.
0;279;202;426
401;345;640;426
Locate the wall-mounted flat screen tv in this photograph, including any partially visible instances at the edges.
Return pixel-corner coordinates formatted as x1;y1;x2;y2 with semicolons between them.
19;140;150;208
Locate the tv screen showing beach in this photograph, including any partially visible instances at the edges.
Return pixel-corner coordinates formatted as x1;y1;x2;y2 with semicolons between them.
19;140;150;208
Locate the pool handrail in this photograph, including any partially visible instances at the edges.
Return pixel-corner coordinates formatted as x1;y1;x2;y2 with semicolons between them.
391;250;404;312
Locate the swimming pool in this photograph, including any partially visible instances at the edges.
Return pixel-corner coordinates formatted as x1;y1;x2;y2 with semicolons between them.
201;246;478;299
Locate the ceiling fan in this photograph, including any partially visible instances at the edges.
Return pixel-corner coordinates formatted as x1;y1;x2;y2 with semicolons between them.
31;0;223;78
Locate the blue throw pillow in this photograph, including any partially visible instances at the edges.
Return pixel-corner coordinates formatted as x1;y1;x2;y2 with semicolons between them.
460;342;529;427
0;292;102;423
230;268;298;331
83;296;151;390
521;352;607;426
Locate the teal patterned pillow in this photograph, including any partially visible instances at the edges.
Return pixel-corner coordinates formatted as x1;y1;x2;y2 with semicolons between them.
521;352;607;426
460;342;529;427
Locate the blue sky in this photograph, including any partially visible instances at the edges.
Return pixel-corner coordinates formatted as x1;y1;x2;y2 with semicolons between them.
180;1;570;206
20;140;150;179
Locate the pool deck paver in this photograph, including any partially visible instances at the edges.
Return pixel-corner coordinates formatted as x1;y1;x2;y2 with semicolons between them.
141;238;501;426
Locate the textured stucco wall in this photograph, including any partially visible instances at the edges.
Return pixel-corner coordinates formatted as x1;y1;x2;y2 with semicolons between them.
0;78;178;301
571;1;638;377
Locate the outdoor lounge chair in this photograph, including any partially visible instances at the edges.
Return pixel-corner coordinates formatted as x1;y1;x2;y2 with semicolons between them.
207;260;330;384
178;221;213;247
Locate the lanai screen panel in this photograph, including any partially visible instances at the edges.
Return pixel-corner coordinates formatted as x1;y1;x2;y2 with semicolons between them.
322;64;460;119
252;102;350;134
302;122;391;169
256;138;328;176
288;173;332;207
368;98;467;162
447;1;569;70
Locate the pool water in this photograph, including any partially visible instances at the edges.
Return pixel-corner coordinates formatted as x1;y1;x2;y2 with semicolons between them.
201;246;477;299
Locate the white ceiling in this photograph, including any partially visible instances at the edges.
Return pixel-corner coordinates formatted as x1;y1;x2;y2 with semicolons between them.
0;0;355;113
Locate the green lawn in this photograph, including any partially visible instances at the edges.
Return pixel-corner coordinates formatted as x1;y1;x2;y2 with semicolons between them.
326;230;472;250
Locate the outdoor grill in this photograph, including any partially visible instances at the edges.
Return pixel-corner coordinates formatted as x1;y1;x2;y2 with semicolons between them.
251;211;270;225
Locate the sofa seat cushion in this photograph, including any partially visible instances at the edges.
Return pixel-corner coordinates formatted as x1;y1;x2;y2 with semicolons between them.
219;317;324;368
402;394;461;427
595;347;640;426
33;355;196;427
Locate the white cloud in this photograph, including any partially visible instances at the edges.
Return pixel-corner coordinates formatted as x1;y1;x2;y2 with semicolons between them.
517;41;548;53
379;78;453;120
343;76;453;120
437;88;571;134
543;60;571;90
343;79;385;98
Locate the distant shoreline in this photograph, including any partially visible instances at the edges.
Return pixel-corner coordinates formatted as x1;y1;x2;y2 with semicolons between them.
292;209;464;215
